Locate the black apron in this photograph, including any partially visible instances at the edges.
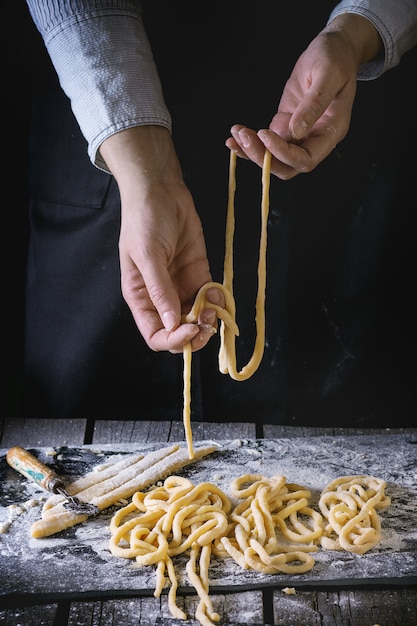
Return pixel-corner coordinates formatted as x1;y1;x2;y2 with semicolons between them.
5;1;416;424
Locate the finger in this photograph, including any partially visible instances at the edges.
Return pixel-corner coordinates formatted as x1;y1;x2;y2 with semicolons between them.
287;73;352;141
153;322;201;353
146;321;216;354
267;111;294;142
228;125;266;167
257;127;338;179
203;285;226;313
289;91;331;140
122;258;224;352
226;124;247;157
119;255;181;346
130;254;183;333
225;137;249;160
153;318;218;353
169;285;226;353
182;322;217;353
170;287;225;353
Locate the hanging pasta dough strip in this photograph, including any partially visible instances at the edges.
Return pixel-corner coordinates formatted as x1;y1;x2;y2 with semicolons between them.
183;150;272;457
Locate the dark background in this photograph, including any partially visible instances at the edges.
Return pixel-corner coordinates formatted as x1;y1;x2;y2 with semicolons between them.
3;1;416;426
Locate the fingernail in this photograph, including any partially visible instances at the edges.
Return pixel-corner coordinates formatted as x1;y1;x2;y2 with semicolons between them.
200;309;217;326
257;129;269;144
206;288;223;305
199;324;217;341
291;120;308;140
162;311;177;331
186;324;200;343
238;130;251;147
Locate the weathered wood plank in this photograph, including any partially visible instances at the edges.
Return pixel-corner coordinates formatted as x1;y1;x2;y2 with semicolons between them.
92;420;256;444
67;591;265;625
263;425;417;438
272;587;417;626
92;419;174;444
3;433;415;597
186;421;256;441
0;418;87;447
2;420;416;626
0;604;58;626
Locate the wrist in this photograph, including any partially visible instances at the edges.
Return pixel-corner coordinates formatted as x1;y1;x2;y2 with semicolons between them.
325;13;383;69
100;125;183;189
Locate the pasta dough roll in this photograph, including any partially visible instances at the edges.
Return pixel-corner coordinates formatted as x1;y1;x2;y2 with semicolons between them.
31;443;218;538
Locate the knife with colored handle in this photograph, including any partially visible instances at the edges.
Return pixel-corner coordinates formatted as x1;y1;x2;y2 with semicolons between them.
6;445;99;516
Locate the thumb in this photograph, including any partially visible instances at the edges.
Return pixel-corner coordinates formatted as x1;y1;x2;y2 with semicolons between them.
289;80;337;140
147;269;182;332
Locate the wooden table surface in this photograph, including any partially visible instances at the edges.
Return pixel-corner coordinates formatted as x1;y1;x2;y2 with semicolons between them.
0;417;416;626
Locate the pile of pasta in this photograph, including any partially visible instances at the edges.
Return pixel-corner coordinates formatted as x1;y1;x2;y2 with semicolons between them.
109;472;390;626
318;474;391;555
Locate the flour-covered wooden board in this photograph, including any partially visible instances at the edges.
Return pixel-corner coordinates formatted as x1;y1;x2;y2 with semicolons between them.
0;434;416;598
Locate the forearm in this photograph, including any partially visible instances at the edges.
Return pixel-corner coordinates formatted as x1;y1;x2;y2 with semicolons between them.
26;1;171;172
328;0;417;79
99;125;218;352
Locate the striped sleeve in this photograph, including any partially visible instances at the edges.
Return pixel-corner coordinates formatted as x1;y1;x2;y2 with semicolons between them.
328;0;417;79
26;1;172;172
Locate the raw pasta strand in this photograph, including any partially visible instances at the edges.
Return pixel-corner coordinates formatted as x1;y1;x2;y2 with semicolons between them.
219;148;271;380
182;150;272;457
182;342;193;459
